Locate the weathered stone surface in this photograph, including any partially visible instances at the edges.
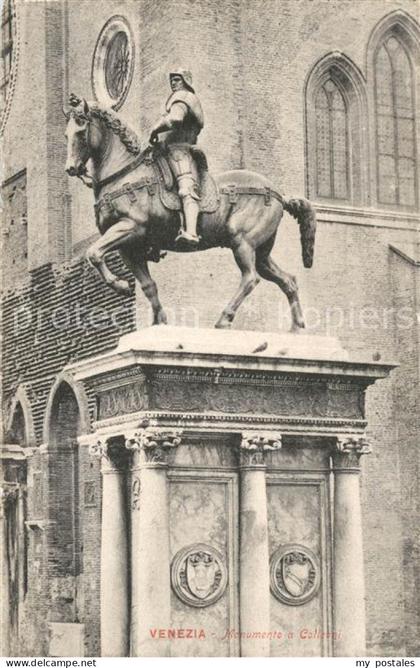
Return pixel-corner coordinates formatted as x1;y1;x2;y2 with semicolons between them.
48;623;84;657
117;326;349;361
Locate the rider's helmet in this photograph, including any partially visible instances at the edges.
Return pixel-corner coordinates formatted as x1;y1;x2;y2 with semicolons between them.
169;68;195;93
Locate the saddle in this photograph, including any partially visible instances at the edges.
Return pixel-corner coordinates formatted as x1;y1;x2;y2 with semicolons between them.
151;144;220;214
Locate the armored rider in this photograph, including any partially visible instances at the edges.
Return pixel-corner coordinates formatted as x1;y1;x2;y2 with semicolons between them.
149;69;204;249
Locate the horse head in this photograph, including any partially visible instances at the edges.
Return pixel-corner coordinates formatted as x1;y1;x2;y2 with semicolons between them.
64;94;142;185
64;94;97;177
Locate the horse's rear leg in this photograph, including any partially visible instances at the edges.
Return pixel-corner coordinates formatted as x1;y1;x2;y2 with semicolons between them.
215;240;260;329
86;219;138;296
256;242;305;331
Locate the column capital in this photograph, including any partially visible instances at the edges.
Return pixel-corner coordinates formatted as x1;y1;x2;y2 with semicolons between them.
333;434;371;472
239;432;282;468
0;482;19;506
126;428;182;465
87;437;109;460
86;434;129;471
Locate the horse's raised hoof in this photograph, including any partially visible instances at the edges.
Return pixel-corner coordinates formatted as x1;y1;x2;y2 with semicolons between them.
110;278;133;297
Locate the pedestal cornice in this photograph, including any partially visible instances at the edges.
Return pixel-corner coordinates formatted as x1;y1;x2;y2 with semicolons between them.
66;326;396;386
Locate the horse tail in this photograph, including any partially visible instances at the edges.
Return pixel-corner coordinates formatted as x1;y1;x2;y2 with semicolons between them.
281;196;316;268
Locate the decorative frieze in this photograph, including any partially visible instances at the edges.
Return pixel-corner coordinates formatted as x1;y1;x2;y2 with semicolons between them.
148;373;364;420
97;380;148;419
239;432;282;466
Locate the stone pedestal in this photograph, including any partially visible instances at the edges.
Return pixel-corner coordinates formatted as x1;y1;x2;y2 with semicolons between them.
67;326;395;658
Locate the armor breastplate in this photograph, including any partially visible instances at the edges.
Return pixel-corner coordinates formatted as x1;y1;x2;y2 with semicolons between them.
164;90;204;145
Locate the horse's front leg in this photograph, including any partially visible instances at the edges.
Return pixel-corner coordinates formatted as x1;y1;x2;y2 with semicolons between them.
86;219;138;296
120;245;168;325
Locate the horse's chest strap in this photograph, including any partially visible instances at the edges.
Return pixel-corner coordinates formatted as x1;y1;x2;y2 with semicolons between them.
95;176;159;215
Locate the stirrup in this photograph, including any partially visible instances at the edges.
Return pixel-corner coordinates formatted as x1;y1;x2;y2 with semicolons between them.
175;230;200;246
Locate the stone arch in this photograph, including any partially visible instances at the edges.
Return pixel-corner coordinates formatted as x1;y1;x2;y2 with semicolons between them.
304;51;369;206
367;9;420;63
42;371;90;444
6;385;35;446
367;10;420;209
43;373;89;622
2;386;34;654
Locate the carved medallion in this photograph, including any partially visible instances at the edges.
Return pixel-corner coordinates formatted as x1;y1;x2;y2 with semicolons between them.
270;544;320;605
171;544;227;607
92;16;134;110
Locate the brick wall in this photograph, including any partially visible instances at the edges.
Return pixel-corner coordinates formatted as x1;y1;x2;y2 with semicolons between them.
2;255;134;655
389;250;420;656
1;170;28;291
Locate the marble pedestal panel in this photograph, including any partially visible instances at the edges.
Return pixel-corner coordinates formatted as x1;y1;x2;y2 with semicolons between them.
67;326;394;657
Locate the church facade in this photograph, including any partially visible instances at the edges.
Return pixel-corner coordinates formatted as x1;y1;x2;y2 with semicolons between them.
1;0;419;657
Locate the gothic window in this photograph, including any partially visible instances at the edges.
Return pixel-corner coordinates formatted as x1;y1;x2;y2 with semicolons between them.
315;79;349;199
306;54;367;206
92;16;134;110
374;35;417;207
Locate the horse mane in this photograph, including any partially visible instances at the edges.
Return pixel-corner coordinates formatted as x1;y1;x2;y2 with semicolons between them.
89;103;142;156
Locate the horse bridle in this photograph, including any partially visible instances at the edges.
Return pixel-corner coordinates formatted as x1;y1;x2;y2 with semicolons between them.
69;110;149;193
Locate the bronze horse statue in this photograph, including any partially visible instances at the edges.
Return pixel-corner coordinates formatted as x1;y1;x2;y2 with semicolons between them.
64;96;316;330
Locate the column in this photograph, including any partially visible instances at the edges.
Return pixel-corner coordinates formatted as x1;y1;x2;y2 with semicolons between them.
0;484;14;657
89;437;129;657
126;428;182;657
332;435;371;657
239;433;281;657
17;475;27;629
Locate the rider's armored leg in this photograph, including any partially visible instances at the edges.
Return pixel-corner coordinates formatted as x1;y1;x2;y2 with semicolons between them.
167;147;201;248
176;173;200;243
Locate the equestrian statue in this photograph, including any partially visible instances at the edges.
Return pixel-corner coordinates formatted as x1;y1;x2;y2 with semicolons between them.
64;70;316;330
